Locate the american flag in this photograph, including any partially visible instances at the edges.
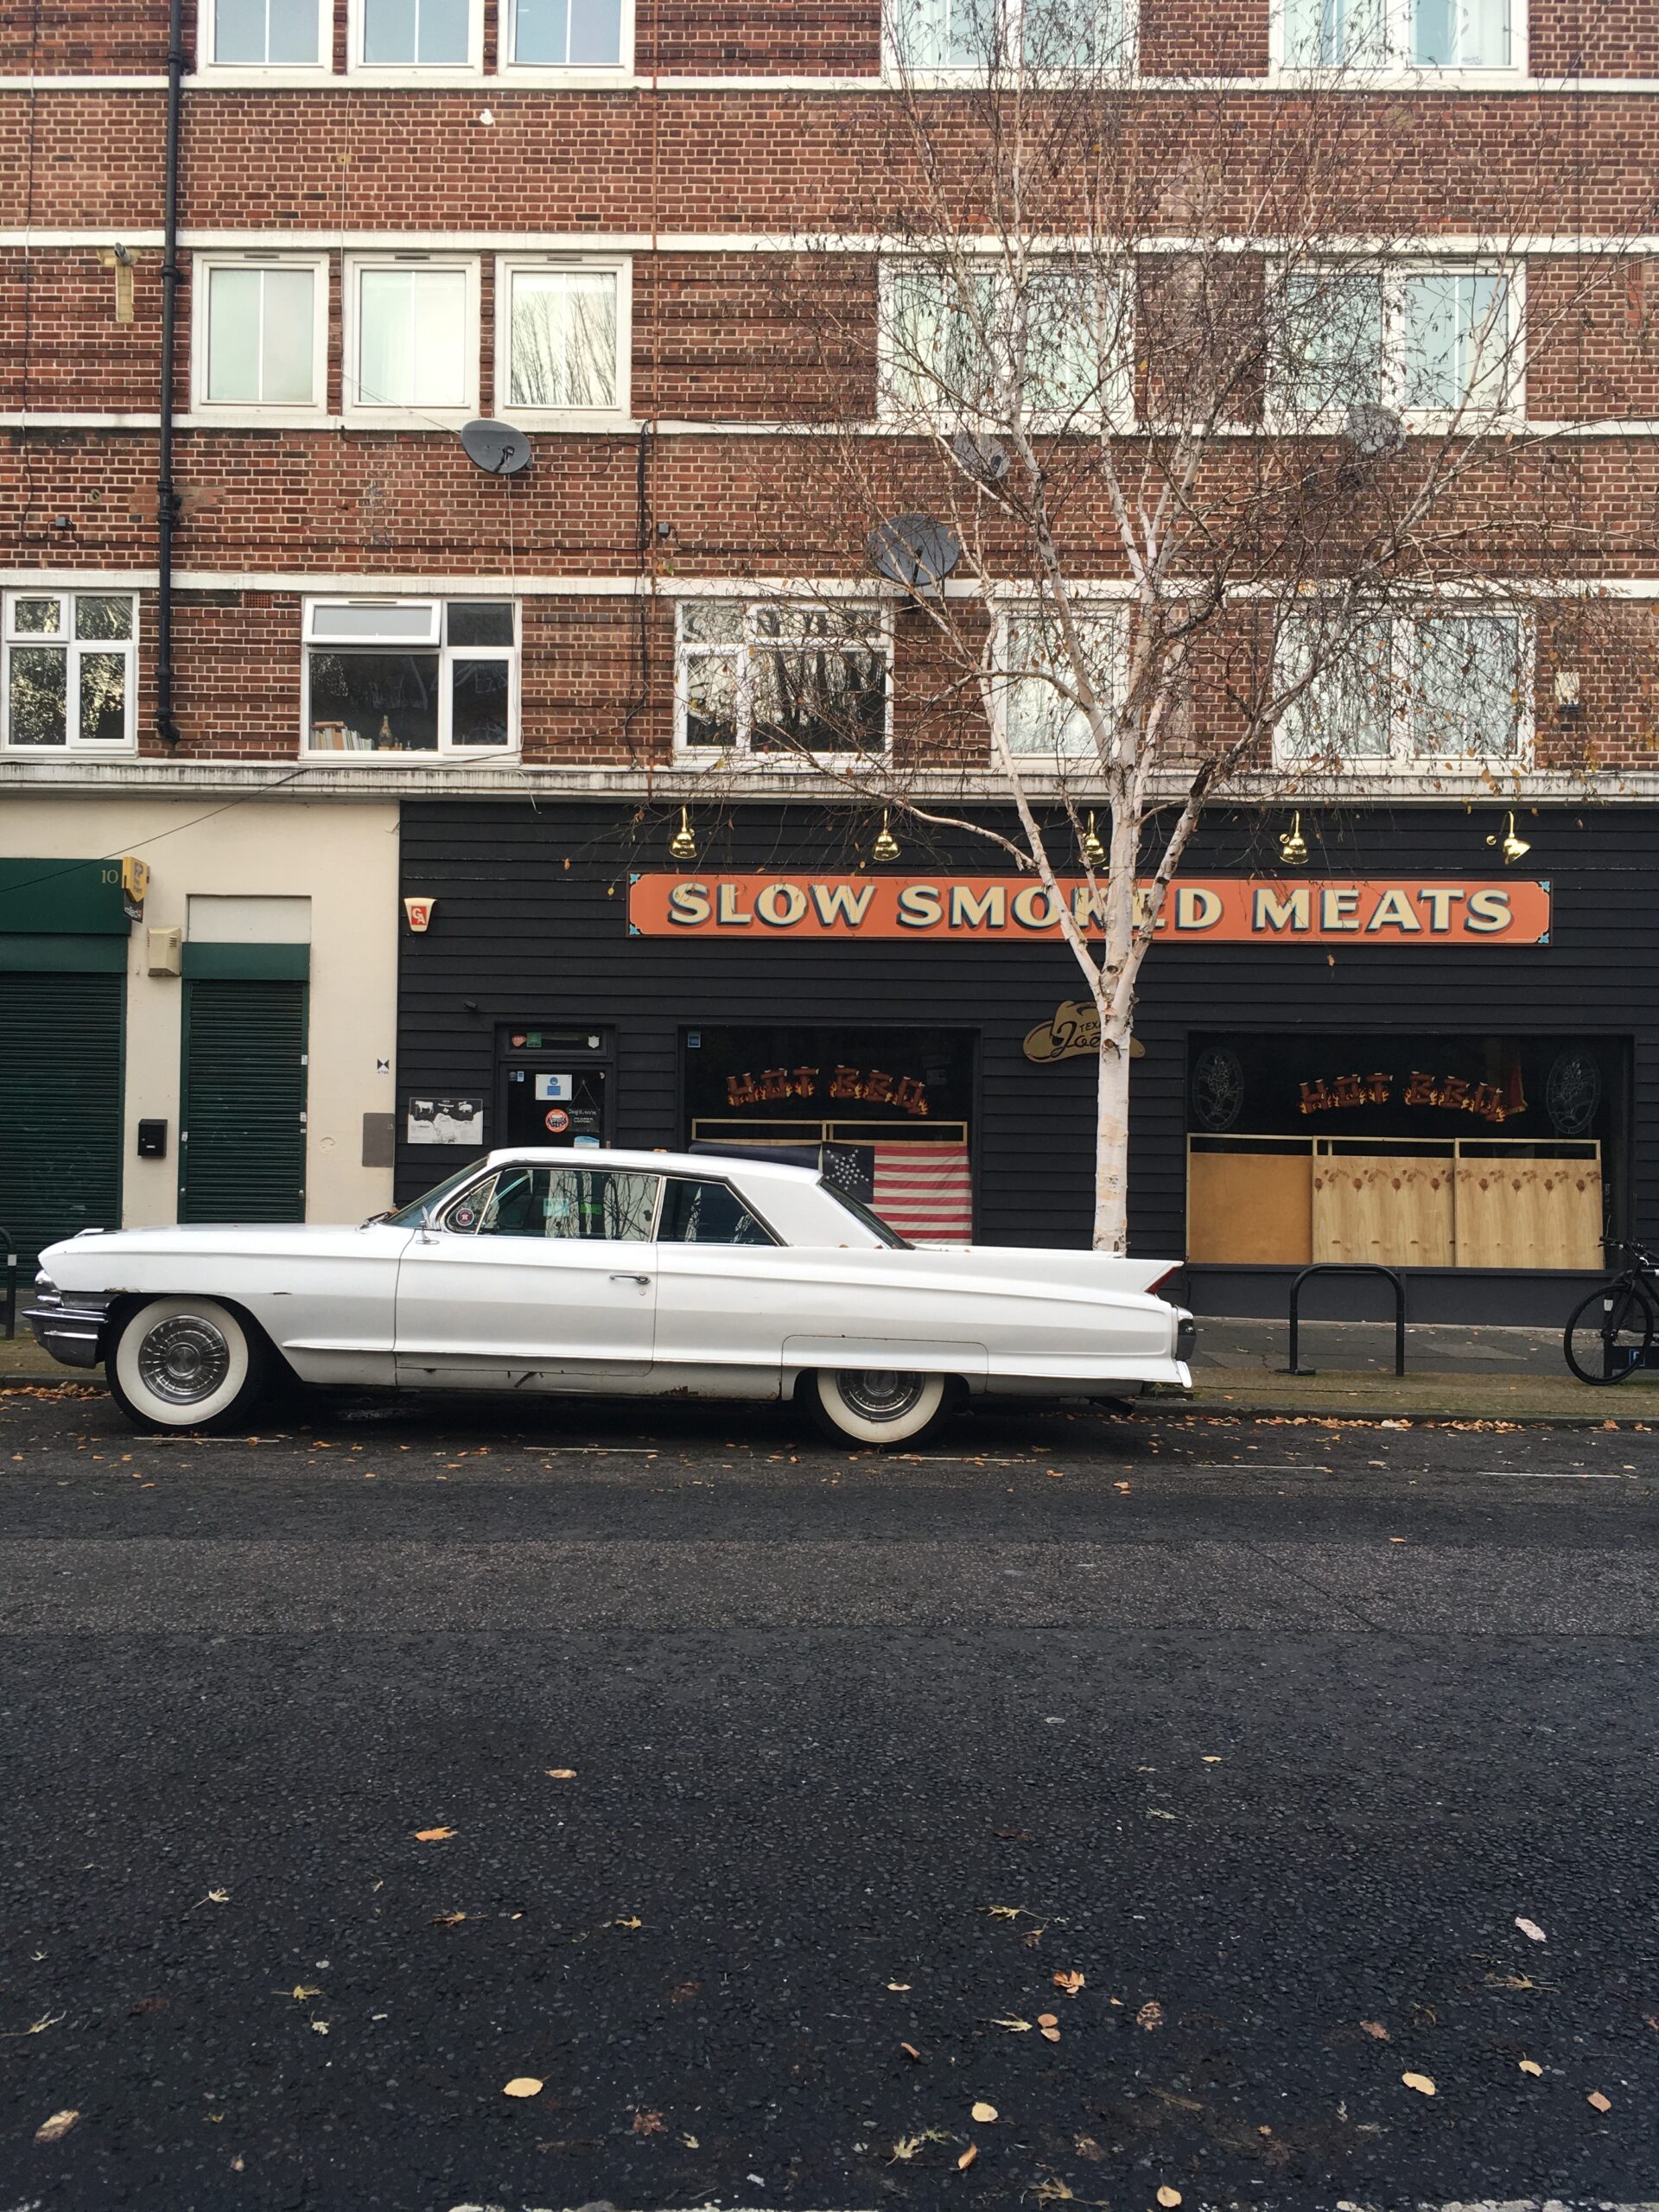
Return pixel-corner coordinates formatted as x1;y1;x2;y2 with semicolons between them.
873;1143;974;1245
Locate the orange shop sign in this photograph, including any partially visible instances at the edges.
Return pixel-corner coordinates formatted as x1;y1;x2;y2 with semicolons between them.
627;874;1552;945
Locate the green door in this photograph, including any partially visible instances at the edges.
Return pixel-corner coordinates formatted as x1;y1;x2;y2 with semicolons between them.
181;979;308;1224
0;971;124;1274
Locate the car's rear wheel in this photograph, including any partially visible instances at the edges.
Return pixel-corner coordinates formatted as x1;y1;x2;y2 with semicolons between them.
107;1296;270;1433
806;1368;950;1446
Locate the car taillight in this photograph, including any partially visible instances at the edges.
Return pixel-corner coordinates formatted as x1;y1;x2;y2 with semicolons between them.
1146;1265;1179;1295
1175;1312;1197;1361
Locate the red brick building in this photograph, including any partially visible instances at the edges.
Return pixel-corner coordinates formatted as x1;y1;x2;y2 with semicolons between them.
3;0;1656;1314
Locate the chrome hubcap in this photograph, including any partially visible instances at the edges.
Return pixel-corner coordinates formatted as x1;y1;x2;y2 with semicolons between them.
837;1370;926;1423
137;1315;231;1404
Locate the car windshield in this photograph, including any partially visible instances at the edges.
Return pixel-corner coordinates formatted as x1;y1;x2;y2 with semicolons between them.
817;1178;912;1249
383;1162;488;1229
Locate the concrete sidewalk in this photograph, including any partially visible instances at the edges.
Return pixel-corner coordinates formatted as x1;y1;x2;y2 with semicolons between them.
3;1311;1653;1422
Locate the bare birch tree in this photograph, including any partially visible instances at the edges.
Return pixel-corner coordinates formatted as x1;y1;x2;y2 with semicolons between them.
678;0;1649;1249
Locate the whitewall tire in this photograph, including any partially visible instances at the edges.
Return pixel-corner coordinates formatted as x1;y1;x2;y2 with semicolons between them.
808;1368;950;1446
108;1297;269;1433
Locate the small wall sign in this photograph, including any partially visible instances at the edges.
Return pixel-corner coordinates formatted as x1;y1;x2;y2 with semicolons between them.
407;1096;481;1145
1024;1002;1146;1065
404;897;436;933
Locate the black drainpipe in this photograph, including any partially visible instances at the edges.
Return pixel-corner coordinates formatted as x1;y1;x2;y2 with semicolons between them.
156;0;184;747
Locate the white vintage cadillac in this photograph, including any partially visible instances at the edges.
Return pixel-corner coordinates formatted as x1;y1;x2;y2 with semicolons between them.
29;1147;1194;1442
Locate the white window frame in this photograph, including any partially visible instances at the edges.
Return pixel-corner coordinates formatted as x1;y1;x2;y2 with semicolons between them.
877;256;1135;432
1266;257;1524;434
347;0;485;74
993;599;1131;762
493;256;632;425
674;595;895;762
341;255;480;428
884;0;1140;81
499;0;636;78
2;589;139;755
302;597;520;760
198;0;334;72
189;253;330;423
1271;601;1535;772
1269;0;1525;80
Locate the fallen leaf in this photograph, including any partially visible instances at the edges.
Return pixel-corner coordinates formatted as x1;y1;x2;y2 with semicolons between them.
971;2101;998;2122
1158;2190;1184;2208
1031;2179;1074;2205
231;2154;245;2171
887;1981;912;1992
1200;1755;1224;1764
900;2042;923;2063
1515;1916;1547;1942
994;1828;1033;1840
545;1769;577;1780
612;1914;642;1930
990;2016;1033;2032
289;1985;322;2001
1360;2019;1390;2040
130;1998;168;2016
1519;2059;1543;2075
683;2133;699;2148
1073;2135;1104;2159
205;1888;230;1904
1587;2090;1612;2113
1053;1971;1085;1996
1040;2025;1062;2043
1137;2000;1165;2031
631;2107;666;2135
503;2077;543;2099
1037;2012;1058;2027
429;1911;467;1927
1402;2072;1436;2097
414;1827;454;1842
35;2109;79;2143
668;1980;702;2004
985;1904;1025;1920
309;2020;329;2035
889;2128;950;2163
957;2143;978;2171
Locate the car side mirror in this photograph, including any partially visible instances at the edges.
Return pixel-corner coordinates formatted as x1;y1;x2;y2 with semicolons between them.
416;1204;441;1241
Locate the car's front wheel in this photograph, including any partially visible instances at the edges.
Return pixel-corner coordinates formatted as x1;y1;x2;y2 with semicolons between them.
806;1368;950;1446
107;1297;270;1433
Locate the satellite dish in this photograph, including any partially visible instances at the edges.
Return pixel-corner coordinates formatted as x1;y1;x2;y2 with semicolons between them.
951;429;1010;486
460;417;532;476
868;513;962;598
1344;403;1405;461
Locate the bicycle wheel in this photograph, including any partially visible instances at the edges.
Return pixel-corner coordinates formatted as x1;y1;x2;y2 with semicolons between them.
1564;1279;1656;1384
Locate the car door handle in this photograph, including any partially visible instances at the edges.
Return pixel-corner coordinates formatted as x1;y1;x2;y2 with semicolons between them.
610;1272;651;1286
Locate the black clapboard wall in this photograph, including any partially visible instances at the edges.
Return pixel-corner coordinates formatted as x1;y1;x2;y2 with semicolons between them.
396;800;1659;1260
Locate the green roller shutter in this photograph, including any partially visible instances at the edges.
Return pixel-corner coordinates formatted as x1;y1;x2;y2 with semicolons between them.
0;971;124;1274
181;979;308;1224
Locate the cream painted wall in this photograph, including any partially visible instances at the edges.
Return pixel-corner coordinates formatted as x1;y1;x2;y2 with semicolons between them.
0;798;399;1227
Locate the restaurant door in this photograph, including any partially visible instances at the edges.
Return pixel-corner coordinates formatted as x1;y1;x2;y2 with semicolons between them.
497;1025;613;1149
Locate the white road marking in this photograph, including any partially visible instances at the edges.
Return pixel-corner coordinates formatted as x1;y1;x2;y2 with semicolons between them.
1470;1470;1627;1479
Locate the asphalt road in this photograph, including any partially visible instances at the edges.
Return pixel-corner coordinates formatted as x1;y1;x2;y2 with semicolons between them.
3;1382;1657;2212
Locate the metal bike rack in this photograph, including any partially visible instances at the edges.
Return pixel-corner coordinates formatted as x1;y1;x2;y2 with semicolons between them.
0;1227;16;1342
1287;1262;1407;1377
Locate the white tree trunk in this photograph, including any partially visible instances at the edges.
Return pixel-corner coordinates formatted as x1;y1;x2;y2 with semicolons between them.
1092;1020;1134;1254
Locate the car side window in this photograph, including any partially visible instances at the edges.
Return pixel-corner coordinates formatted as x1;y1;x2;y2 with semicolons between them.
473;1166;661;1240
657;1177;778;1245
440;1173;495;1233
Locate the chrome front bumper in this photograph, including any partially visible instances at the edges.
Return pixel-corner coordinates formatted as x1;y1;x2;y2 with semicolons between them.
26;1281;113;1370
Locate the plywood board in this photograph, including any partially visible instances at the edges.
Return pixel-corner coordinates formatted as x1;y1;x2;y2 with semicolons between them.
1313;1154;1455;1267
1455;1156;1603;1270
1187;1148;1313;1264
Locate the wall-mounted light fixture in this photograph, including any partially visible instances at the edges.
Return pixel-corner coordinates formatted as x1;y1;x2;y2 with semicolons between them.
871;811;901;863
667;807;697;861
1485;810;1531;865
1079;811;1106;868
1278;810;1309;867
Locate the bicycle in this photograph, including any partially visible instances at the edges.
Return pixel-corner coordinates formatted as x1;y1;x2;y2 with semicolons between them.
1563;1241;1659;1384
